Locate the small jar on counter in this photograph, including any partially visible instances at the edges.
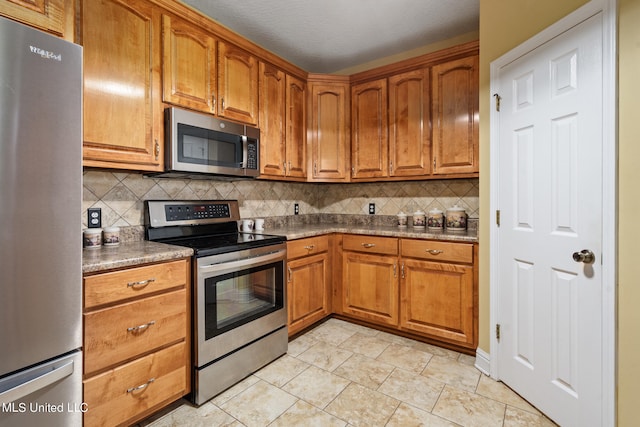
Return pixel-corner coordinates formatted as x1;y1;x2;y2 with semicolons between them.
103;226;121;246
427;208;444;230
446;205;467;231
83;228;102;248
412;210;426;228
396;212;408;228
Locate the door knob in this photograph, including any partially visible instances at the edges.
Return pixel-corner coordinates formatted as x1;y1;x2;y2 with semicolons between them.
572;249;595;264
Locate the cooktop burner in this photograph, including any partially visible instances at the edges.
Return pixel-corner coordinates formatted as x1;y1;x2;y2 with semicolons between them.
144;200;286;257
156;231;285;257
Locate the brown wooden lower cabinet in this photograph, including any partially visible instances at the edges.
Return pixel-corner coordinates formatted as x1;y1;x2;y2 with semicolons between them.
332;234;477;351
82;258;191;427
400;258;475;347
286;236;331;336
342;251;399;327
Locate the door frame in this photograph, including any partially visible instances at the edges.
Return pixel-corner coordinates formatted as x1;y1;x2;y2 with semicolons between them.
488;0;617;425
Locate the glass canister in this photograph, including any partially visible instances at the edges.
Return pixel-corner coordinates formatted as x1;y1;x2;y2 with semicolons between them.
412;210;426;228
445;205;467;231
427;208;444;230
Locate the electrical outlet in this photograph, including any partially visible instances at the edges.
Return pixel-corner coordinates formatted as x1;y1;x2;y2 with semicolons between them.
369;203;375;214
294;203;299;215
88;208;101;228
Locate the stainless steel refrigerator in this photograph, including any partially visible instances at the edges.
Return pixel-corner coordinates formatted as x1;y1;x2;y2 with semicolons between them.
0;16;83;427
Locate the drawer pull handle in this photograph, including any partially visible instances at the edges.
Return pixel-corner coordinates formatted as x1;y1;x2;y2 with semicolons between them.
361;243;376;248
304;245;315;251
127;320;156;333
127;278;156;288
287;267;292;283
426;249;444;255
127;378;155;393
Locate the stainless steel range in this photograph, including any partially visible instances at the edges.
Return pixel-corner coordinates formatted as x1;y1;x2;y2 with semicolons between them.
145;200;287;405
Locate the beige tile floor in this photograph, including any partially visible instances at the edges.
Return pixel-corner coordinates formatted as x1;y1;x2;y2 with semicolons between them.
142;319;556;427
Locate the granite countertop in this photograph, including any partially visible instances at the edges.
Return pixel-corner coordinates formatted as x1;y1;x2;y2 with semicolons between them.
82;220;476;274
262;223;478;243
82;241;193;274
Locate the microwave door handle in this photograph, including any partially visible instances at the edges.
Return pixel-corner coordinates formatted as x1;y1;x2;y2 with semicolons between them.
199;250;284;274
241;135;248;168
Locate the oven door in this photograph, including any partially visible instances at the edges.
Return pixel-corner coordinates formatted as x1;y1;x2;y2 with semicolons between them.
194;244;286;366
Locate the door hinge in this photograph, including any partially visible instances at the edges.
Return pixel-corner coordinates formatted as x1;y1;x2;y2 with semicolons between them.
496;324;501;342
496;210;501;227
493;93;501;112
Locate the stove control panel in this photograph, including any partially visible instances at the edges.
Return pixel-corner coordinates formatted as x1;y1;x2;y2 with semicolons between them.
165;203;230;221
145;200;240;228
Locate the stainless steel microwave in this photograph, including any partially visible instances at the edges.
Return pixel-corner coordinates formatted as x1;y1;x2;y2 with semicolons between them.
162;107;259;178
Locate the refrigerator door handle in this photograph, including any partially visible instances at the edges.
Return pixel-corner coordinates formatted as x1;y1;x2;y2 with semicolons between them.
0;359;74;404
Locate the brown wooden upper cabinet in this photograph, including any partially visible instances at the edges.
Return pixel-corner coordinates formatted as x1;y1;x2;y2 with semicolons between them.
0;0;74;40
351;69;431;181
259;64;306;180
431;55;479;175
308;76;351;182
81;0;164;172
285;74;307;179
218;41;259;125
259;62;287;178
388;68;431;177
351;78;388;180
349;43;479;181
162;14;217;114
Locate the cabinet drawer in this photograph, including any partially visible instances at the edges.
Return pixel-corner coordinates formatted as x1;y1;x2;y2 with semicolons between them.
343;234;398;255
401;239;473;264
83;342;187;427
84;289;186;375
287;236;329;259
84;260;188;309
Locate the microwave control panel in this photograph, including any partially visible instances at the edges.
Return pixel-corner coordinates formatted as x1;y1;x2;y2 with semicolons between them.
246;140;258;170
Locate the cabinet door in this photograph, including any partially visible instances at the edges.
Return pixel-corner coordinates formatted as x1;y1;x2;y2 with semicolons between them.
431;55;479;175
82;0;163;171
285;74;307;178
0;0;72;39
400;258;475;347
388;68;431;177
162;14;216;114
218;42;258;125
351;79;388;180
342;251;398;326
259;62;286;177
287;253;329;336
309;82;350;181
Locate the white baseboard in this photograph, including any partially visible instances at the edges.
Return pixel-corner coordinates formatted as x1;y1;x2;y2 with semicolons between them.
475;348;491;376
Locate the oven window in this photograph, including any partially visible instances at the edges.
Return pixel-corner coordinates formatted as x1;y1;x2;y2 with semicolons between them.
178;123;242;167
204;261;283;339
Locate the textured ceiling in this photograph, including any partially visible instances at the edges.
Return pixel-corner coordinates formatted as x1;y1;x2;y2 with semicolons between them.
182;0;479;73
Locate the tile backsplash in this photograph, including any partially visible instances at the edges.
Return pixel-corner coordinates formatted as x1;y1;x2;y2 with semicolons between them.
82;170;479;228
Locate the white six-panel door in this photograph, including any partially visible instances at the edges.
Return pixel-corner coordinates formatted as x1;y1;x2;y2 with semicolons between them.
494;13;604;426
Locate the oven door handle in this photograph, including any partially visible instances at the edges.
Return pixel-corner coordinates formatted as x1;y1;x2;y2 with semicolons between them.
199;249;285;274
